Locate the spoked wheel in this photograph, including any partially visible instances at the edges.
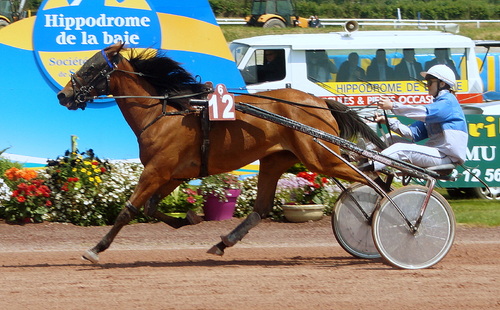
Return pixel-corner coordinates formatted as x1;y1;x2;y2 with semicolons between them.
372;185;455;269
332;183;381;259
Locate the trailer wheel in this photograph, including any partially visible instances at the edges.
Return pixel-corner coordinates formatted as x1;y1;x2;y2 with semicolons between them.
469;187;500;200
447;187;500;200
263;18;286;28
446;188;475;198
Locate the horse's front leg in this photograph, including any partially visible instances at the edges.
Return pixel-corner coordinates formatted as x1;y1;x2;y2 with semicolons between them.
207;152;297;256
82;201;140;263
82;169;168;263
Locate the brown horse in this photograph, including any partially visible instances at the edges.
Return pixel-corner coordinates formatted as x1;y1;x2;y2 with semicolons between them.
57;43;385;263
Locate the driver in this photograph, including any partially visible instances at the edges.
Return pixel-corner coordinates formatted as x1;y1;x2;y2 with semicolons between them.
359;65;468;171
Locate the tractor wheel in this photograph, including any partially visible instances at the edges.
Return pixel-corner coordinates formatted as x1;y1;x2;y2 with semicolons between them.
263;19;286;28
0;20;9;29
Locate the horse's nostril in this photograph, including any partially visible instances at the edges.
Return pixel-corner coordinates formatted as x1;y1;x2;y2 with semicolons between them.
57;92;66;101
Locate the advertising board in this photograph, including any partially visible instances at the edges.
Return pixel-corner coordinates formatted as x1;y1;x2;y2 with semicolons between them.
0;0;245;162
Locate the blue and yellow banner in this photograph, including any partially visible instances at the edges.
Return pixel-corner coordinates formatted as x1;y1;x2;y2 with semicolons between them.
0;0;245;161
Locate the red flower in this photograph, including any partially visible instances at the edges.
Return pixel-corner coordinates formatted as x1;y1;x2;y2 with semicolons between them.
45;200;52;207
27;184;37;195
16;196;26;203
100;167;107;173
186;196;196;204
184;188;197;196
297;171;320;187
17;183;28;191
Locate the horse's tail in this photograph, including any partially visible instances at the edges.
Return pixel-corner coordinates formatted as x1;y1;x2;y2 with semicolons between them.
325;99;387;150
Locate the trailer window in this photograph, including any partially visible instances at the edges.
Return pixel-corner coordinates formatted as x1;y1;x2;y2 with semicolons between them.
310;48;467;84
240;49;286;85
306;50;338;82
229;43;249;66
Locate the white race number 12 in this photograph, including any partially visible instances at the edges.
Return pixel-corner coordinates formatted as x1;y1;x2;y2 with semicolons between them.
208;84;235;121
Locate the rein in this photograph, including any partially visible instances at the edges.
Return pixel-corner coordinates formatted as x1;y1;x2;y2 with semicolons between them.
88;90;212;135
230;91;351;113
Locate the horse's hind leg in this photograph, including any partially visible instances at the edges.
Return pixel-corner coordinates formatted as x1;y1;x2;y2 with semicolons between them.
207;152;297;256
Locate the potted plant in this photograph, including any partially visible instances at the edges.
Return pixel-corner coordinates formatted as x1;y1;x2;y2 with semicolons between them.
159;182;203;218
276;171;331;222
199;172;241;221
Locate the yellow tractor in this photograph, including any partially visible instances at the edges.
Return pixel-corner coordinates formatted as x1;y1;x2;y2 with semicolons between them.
0;0;27;28
246;0;308;28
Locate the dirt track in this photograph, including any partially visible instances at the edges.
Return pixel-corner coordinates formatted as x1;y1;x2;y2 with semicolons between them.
0;217;499;310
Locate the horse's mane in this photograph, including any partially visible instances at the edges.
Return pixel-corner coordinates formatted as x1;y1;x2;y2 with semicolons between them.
126;48;206;96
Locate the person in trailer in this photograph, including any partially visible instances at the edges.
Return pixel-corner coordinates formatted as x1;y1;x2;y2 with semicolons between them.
258;49;286;82
394;48;423;81
306;50;337;82
359;65;468;172
336;52;366;82
366;49;394;81
425;48;460;79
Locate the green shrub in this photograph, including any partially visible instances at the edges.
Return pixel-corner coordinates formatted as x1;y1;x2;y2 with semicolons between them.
209;0;500;20
42;149;115;225
157;183;204;214
0;148;22;177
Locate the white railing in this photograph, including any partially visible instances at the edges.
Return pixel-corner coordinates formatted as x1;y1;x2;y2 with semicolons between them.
216;18;247;25
216;17;500;29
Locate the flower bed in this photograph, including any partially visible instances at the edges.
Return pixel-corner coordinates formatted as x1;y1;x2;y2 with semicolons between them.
0;150;343;225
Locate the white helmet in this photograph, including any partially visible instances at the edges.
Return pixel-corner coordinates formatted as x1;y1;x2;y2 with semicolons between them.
420;64;456;89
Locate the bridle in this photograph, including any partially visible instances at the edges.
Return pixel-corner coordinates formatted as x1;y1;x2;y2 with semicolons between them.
70;49;122;110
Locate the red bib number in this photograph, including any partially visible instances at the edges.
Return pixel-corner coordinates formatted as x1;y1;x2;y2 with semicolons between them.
207;84;235;121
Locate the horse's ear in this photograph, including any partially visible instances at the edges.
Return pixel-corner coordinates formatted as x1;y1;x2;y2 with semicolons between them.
105;41;126;57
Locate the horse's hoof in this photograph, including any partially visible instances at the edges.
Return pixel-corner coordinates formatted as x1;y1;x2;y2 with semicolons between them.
207;244;224;256
82;250;100;264
186;210;203;225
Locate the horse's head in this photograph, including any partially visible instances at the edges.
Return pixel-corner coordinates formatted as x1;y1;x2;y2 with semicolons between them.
57;42;125;110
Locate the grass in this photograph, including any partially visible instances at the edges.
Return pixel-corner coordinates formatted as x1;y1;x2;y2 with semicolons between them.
450;199;500;226
437;189;500;226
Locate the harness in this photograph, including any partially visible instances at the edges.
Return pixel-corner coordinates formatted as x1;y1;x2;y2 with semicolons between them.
70;50;213;177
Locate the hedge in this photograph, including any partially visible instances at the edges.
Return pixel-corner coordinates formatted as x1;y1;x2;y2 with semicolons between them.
209;0;500;20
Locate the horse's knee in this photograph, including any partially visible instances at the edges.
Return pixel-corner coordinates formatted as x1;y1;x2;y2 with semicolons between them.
116;208;135;224
144;195;160;217
252;206;272;219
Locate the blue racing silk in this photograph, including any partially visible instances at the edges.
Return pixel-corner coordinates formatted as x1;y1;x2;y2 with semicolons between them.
387;90;468;164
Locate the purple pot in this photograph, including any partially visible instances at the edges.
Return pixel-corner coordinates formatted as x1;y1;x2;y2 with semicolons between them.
202;189;241;221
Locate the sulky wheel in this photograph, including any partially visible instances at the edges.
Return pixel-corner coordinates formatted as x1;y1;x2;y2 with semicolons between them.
372;185;455;269
332;183;381;259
